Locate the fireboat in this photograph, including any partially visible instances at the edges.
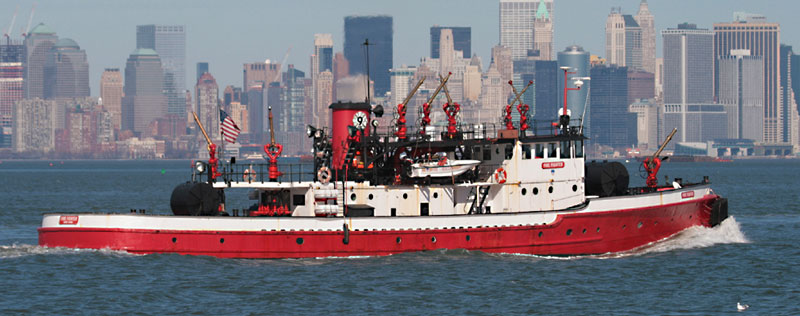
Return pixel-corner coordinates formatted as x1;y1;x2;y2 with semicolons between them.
38;69;728;258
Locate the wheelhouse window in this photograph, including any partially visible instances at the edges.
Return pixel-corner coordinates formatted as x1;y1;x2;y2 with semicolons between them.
535;144;544;159
560;141;571;159
522;144;531;160
548;143;557;158
574;140;584;158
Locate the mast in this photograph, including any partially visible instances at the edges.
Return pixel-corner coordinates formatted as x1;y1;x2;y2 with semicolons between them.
363;38;371;104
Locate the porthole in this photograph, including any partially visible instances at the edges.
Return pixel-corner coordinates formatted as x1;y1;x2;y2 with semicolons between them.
296;238;304;245
368;194;374;200
622;225;627;230
572;185;577;192
548;186;553;193
431;236;437;243
220;238;225;244
495;148;500;154
582;228;586;234
466;235;471;241
521;188;527;195
538;231;543;237
689;215;693;219
596;227;600;233
654;221;659;225
350;193;356;201
533;187;539;195
402;193;408;199
172;237;177;243
637;222;643;229
566;229;572;236
433;192;438;199
396;237;402;244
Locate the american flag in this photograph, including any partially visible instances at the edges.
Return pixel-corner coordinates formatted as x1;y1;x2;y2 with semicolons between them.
220;109;240;144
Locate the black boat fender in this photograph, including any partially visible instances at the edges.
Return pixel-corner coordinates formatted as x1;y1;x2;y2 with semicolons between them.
709;198;729;227
342;223;350;245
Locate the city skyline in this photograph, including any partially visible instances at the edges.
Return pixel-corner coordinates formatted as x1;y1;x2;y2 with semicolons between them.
3;0;799;94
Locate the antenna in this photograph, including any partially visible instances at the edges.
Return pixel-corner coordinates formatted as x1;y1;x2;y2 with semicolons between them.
362;38;373;104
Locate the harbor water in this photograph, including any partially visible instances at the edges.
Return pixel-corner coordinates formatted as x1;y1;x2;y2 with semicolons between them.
0;159;797;315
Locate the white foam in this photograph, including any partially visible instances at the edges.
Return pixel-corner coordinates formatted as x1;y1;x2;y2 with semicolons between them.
0;243;140;259
603;216;749;258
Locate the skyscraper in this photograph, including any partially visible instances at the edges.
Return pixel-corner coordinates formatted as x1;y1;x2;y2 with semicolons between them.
13;98;57;153
499;0;554;61
439;29;455;74
196;62;209;81
195;72;219;141
590;65;635;148
714;15;780;143
43;38;89;99
779;45;799;146
430;26;471;59
23;23;58;99
605;9;642;70
390;65;416;107
717;50;763;141
627;69;654;106
0;39;23;130
136;25;186;117
311;34;334;127
246;83;264;142
492;45;514;98
242;62;281;95
513;59;558;122
332;52;349;102
121;49;167;135
100;68;123;130
344;15;393;98
634;0;656;73
662;23;714;142
532;0;553;61
557;45;591;119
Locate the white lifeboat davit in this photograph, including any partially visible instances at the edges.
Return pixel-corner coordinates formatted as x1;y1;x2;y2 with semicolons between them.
409;159;480;178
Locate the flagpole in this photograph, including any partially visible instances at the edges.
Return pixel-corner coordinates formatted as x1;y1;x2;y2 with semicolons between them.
219;99;226;163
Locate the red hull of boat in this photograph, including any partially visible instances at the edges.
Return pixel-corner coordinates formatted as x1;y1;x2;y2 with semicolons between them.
38;195;716;258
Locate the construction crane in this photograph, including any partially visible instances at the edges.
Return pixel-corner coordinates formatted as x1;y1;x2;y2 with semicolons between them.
4;6;18;39
270;46;292;84
22;4;35;37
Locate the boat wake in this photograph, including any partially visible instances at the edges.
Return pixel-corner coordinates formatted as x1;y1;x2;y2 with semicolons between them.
0;243;140;259
601;215;749;259
503;216;748;261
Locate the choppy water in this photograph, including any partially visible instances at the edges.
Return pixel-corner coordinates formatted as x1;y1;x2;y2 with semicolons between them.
0;159;797;315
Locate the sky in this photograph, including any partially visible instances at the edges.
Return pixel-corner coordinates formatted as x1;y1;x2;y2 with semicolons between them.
4;0;800;96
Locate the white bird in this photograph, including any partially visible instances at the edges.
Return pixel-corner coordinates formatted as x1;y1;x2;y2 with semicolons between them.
737;302;749;312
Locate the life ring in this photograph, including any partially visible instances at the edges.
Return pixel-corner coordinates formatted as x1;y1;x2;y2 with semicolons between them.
317;166;331;184
243;167;256;182
495;167;507;184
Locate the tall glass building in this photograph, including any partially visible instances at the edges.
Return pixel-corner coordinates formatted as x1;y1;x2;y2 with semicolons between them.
500;0;554;61
662;23;714;142
512;60;557;124
136;25;186;117
344;15;393;98
23;23;58;99
121;49;167;135
589;65;635;149
714;15;780;143
43;38;89;99
430;26;471;59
